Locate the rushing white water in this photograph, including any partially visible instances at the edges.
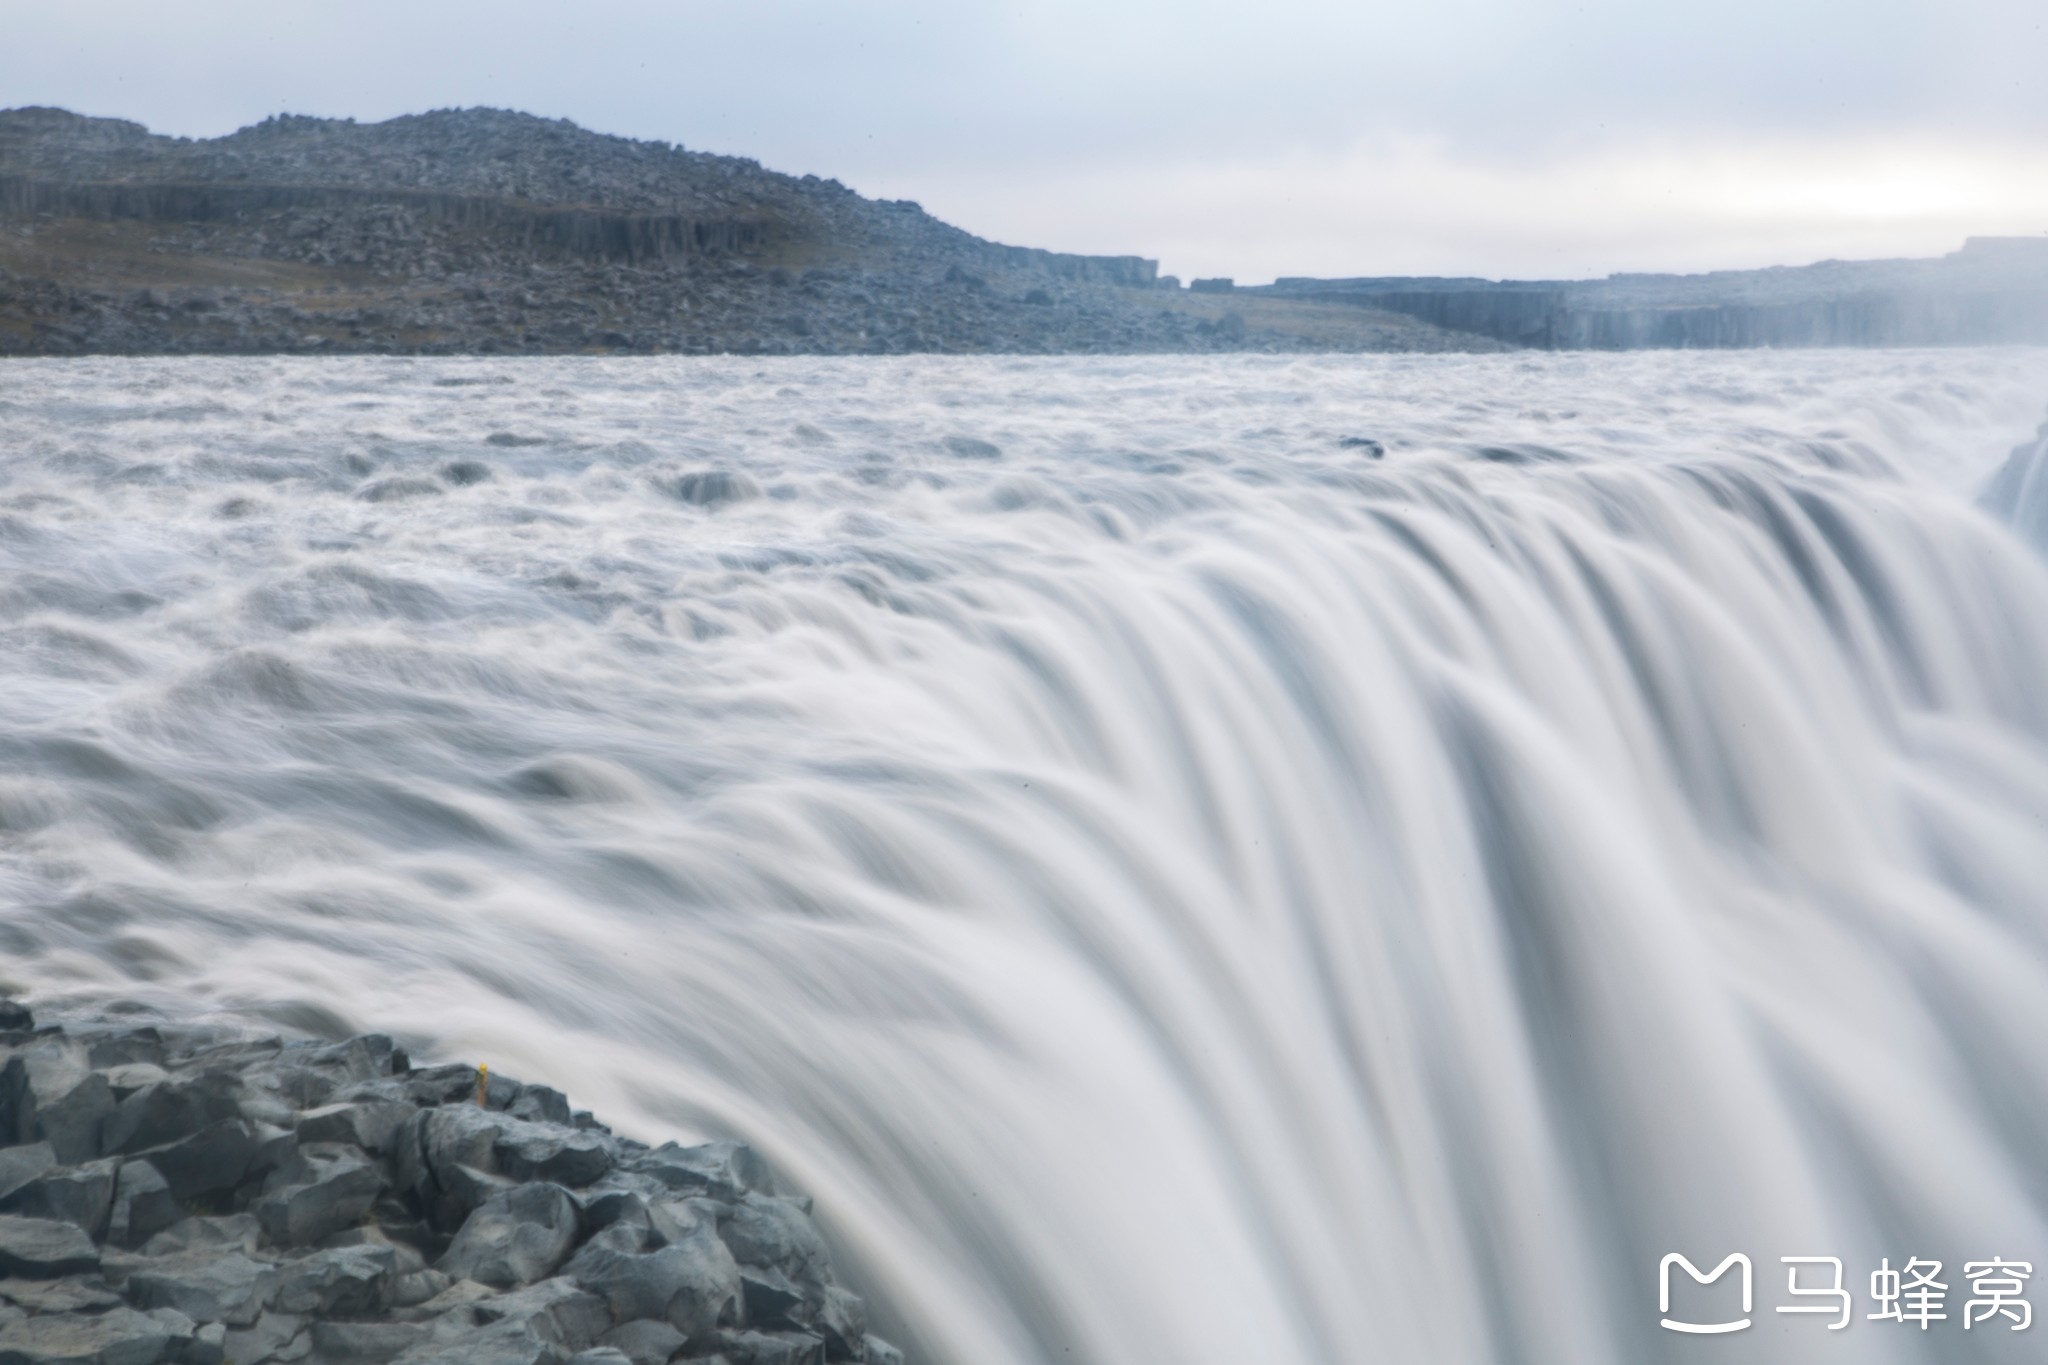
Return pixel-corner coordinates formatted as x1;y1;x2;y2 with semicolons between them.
2;349;2047;1364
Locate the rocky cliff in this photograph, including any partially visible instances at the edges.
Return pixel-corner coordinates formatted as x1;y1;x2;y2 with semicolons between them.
0;107;1478;356
1262;238;2048;350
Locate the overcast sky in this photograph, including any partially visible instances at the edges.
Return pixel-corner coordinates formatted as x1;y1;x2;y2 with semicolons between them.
6;0;2047;281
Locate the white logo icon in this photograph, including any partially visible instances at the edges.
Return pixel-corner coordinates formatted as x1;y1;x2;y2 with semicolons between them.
1660;1253;1752;1334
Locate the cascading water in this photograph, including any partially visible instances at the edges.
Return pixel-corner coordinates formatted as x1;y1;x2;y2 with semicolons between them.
1;349;2046;1364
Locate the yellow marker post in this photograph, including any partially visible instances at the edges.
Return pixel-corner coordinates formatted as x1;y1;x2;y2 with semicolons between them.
476;1063;489;1108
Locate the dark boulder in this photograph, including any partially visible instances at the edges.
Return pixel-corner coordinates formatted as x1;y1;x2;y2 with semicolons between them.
437;1184;579;1290
257;1144;387;1248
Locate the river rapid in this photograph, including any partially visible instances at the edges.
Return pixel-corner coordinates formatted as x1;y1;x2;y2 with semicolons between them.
3;349;2047;1365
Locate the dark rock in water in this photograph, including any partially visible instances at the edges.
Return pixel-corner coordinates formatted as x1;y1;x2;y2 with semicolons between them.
0;1143;57;1204
1337;436;1385;458
438;1184;579;1289
941;436;1002;461
667;470;761;508
358;477;446;503
0;1306;199;1365
0;1214;100;1277
126;1250;279;1326
108;1161;179;1248
863;1336;906;1365
441;461;493;487
0;1159;117;1240
0;1000;31;1033
257;1144;387;1247
2;1041;116;1163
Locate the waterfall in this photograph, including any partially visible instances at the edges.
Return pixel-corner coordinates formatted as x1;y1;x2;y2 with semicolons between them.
1;352;2045;1363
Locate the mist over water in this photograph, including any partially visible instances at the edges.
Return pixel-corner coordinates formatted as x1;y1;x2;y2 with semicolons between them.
3;350;2047;1364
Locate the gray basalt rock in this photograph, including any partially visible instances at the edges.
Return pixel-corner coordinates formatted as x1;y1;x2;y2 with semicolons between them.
475;1280;607;1354
712;1330;824;1365
490;1120;611;1189
101;1073;243;1156
860;1337;904;1365
561;1350;630;1365
0;1017;895;1365
594;1321;684;1365
295;1101;412;1155
0;1281;124;1315
813;1288;864;1362
1;1040;116;1163
79;1031;164;1071
271;1245;397;1318
221;1311;309;1365
0;1214;100;1277
137;1119;258;1200
390;1318;559;1365
141;1215;261;1257
568;1227;741;1342
0;1143;57;1203
257;1144;386;1248
98;1066;171;1102
715;1196;829;1296
126;1251;279;1327
437;1185;578;1290
626;1143;767;1203
0;1306;197;1365
310;1320;430;1362
107;1162;179;1249
0;1159;117;1240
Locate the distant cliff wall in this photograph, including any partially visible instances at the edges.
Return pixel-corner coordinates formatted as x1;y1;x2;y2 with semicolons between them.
0;175;768;261
1266;274;2048;349
984;243;1158;287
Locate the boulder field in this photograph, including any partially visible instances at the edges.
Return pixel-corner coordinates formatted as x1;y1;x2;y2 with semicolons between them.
0;998;899;1365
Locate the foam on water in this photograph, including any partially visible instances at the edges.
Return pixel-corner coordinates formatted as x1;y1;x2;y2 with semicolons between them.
2;349;2048;1363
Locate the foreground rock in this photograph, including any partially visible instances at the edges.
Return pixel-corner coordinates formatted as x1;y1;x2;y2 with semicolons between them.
0;1000;903;1365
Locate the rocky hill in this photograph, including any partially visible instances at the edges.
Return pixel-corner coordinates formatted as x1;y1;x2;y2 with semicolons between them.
0;107;1484;357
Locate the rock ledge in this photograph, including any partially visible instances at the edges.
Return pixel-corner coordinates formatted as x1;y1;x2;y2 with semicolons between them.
0;999;901;1365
